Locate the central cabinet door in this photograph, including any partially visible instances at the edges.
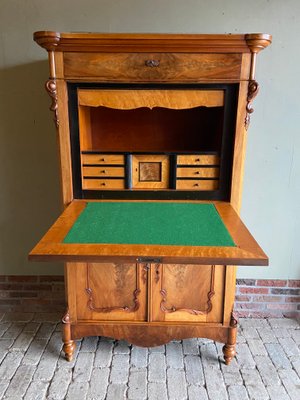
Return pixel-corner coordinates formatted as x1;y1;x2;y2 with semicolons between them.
132;155;170;189
75;263;147;321
150;264;225;323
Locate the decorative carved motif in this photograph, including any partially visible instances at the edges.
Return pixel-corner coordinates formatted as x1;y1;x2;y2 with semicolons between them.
230;310;239;328
142;264;149;284
245;80;259;130
62;309;69;324
62;309;75;362
45;79;59;128
85;264;141;313
86;287;140;313
245;34;272;54
155;264;160;283
33;31;61;51
160;265;215;315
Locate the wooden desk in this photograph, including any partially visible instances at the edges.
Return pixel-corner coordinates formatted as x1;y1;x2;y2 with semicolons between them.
30;199;267;363
30;32;271;364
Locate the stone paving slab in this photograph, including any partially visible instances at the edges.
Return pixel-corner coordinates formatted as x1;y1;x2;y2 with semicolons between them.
0;314;299;399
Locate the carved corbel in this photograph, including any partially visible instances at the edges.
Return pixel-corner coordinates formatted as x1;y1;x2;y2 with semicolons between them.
230;310;239;328
245;80;259;130
45;78;59;128
244;33;271;130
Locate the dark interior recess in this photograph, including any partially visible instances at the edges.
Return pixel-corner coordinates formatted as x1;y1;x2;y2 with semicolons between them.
87;106;224;153
68;83;238;201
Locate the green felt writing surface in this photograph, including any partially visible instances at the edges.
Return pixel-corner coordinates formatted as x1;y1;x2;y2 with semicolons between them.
63;202;235;247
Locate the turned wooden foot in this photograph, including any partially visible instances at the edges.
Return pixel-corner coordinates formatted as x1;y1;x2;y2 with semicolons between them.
62;309;75;362
223;311;238;365
222;343;236;365
63;339;76;362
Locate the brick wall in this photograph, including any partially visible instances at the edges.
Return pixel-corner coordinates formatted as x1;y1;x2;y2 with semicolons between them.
236;279;300;319
0;276;299;319
0;276;65;313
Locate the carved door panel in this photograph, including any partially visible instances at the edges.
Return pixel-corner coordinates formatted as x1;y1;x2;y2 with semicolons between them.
150;264;225;323
75;263;147;321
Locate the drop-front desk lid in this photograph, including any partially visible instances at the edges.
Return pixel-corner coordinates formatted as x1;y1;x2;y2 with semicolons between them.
29;200;268;266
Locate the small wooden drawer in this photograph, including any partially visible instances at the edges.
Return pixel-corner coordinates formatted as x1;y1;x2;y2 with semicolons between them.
177;167;219;178
82;166;125;177
64;52;242;82
81;154;125;165
177;154;220;165
176;180;219;190
82;179;125;190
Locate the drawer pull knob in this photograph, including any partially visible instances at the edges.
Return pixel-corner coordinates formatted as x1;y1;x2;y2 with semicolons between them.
145;59;160;67
195;171;200;175
100;170;106;173
193;183;199;187
195;158;200;162
100;158;105;162
100;182;106;186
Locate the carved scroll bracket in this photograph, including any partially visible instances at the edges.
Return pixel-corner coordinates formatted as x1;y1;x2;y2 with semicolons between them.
154;264;160;283
160;287;215;315
62;308;70;324
142;264;150;284
245;80;259;130
45;78;59;128
85;287;140;313
230;310;239;328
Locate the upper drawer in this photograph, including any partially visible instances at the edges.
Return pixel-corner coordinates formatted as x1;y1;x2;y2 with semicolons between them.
177;154;220;165
81;154;125;165
177;167;220;178
82;166;125;177
64;52;242;81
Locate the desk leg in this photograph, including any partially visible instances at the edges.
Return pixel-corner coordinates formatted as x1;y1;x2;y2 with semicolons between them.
222;311;238;365
62;309;75;361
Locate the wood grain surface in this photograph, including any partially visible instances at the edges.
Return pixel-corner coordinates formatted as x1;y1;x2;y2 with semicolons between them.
64;52;243;82
78;89;224;109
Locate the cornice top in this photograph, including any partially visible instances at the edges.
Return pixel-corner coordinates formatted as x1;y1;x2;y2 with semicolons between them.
33;31;272;53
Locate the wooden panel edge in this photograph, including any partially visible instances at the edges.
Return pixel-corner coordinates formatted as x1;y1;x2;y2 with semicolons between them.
222;266;237;325
78;89;224;109
215;202;268;264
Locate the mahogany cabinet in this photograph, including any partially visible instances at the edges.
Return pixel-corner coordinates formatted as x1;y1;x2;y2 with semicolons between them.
30;32;271;364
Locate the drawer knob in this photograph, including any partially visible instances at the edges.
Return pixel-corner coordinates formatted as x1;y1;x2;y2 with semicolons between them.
195;158;200;162
145;59;160;67
100;182;106;186
193;183;199;187
195;171;200;175
100;170;106;173
100;158;105;162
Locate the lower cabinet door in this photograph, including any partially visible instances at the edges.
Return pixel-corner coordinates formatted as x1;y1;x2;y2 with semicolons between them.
75;263;147;321
150;264;225;323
